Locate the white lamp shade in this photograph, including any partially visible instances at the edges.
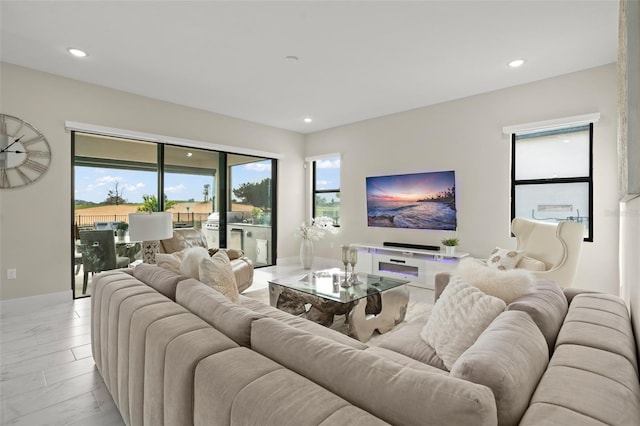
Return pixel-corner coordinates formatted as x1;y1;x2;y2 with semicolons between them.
128;212;173;241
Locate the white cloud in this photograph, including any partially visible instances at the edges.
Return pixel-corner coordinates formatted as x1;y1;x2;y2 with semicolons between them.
245;162;271;172
124;182;145;192
96;175;123;184
316;158;341;169
165;184;186;193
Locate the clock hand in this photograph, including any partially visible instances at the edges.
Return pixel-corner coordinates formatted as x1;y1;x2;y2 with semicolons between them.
0;135;24;153
2;150;26;154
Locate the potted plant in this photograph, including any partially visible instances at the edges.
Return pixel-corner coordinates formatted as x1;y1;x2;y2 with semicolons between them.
441;237;459;255
116;222;129;242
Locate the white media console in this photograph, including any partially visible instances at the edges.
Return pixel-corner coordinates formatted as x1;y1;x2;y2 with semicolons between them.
351;243;469;290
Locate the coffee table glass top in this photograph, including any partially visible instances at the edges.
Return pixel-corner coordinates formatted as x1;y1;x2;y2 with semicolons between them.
268;268;409;304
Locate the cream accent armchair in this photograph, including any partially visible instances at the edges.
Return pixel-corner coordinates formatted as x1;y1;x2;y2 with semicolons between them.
511;218;584;288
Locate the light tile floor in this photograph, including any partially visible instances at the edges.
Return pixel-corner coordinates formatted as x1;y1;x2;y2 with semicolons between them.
0;260;434;425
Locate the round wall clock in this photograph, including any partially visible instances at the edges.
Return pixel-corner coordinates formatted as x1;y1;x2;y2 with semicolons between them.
0;114;51;189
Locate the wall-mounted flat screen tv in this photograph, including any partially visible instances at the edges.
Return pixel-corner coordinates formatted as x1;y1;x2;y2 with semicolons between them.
366;170;457;230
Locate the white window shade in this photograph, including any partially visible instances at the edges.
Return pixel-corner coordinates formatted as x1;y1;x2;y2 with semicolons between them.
503;113;600;136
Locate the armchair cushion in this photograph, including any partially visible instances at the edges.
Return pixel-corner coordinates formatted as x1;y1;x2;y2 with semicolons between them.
516;256;547;271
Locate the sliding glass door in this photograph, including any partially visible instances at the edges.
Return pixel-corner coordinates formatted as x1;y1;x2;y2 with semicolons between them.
72;133;276;299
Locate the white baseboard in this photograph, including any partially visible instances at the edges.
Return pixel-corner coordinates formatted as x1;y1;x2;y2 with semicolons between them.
0;290;73;315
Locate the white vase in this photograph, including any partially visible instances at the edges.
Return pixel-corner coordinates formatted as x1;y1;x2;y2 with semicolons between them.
300;239;314;269
445;246;456;255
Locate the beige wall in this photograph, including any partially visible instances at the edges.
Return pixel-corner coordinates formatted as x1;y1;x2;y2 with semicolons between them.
306;64;620;295
0;62;305;300
0;61;629;301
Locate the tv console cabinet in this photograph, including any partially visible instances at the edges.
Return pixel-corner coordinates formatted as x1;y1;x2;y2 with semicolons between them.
351;243;469;290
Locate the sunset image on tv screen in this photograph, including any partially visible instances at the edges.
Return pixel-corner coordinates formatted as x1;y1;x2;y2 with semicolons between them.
366;170;456;230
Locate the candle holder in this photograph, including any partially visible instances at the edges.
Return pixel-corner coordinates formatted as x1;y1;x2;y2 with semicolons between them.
340;245;351;287
348;247;361;284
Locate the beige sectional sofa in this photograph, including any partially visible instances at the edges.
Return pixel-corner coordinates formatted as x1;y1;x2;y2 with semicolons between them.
91;264;640;426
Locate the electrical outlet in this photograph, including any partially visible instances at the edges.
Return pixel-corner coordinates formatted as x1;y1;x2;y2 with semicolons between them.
7;269;17;280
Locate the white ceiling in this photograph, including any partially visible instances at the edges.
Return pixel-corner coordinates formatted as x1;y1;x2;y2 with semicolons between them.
1;1;619;134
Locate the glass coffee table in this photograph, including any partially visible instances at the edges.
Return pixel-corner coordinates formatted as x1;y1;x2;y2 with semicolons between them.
268;268;410;342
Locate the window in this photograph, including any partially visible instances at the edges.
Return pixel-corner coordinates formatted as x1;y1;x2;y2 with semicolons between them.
511;124;593;241
312;155;341;225
72;133;278;299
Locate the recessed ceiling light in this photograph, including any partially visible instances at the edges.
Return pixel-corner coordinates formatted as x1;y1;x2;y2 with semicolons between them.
303;117;312;123
68;48;88;58
285;55;299;63
186;152;193;157
508;59;525;68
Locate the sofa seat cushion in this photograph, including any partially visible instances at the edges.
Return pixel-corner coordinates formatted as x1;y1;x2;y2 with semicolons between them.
450;310;549;426
176;279;264;347
251;317;497;426
555;294;637;372
364;347;448;375
520;344;640;426
194;347;389;426
240;296;367;350
375;318;447;370
132;262;190;301
506;279;568;354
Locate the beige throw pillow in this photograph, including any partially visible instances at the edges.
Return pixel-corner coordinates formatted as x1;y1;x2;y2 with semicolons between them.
156;249;186;274
455;258;534;304
179;247;210;279
487;247;524;270
421;276;506;370
199;250;240;303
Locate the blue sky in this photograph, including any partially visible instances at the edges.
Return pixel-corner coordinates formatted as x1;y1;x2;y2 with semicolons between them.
75;160;272;203
315;157;340;190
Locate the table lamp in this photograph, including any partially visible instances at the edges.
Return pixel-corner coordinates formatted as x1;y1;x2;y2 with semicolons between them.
128;212;173;263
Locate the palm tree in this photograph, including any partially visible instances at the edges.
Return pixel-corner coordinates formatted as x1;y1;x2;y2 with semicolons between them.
137;194;177;212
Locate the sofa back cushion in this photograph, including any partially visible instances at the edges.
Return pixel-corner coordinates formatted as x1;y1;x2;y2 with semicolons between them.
506;279;568;353
450;310;549;426
159;228;208;254
132;262;189;301
251;317;497;426
176;279;263;347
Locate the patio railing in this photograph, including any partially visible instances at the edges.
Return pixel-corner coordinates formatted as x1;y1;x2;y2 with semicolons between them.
75;213;210;229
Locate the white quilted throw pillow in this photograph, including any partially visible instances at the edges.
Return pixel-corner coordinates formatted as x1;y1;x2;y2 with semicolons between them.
420;277;506;370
